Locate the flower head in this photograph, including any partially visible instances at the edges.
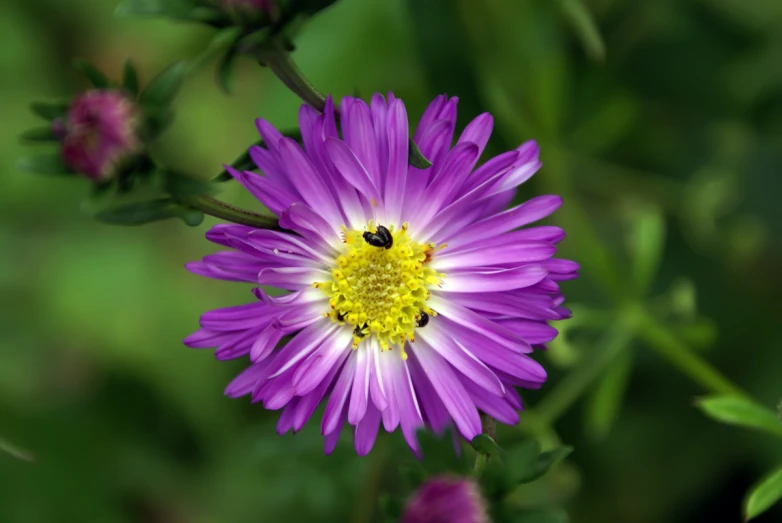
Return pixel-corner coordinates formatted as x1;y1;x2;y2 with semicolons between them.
58;90;141;182
186;94;578;455
402;476;489;523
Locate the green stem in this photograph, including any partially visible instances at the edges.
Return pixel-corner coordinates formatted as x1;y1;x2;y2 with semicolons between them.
178;194;280;229
473;413;496;477
636;310;749;399
256;40;326;111
535;308;637;427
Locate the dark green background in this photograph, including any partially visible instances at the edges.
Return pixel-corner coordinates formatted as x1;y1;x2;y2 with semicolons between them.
1;0;781;521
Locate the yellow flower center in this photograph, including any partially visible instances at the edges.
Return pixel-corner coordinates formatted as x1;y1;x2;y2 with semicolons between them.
314;223;444;357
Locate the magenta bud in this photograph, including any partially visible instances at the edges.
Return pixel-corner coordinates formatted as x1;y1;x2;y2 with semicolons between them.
402;477;489;523
58;90;141;182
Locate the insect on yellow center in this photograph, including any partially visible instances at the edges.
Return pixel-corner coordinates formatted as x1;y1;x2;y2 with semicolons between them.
314;223;445;357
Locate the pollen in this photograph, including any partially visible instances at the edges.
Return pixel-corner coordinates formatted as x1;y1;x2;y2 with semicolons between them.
314;222;444;353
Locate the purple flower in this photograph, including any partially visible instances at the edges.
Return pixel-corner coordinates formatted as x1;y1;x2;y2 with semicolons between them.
402;477;489;523
58;90;141;182
186;94;578;455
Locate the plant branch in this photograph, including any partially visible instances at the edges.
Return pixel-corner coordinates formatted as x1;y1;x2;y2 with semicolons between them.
178;193;280;229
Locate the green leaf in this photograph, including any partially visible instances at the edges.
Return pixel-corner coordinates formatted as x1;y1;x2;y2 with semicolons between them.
626;204;666;297
557;0;606;62
471;434;503;458
95;199;179;225
162;170;218;197
516;446;573;484
30;101;69;121
191;27;242;78
139;61;189;107
586;350;633;440
408;139;432;169
696;395;782;438
217;44;239;95
123;59;140;95
744;466;782;521
17;153;73;176
73;59;110;88
0;436;35;462
506;439;542;484
20;127;57;142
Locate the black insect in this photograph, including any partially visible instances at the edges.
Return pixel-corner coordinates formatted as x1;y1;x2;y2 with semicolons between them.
362;225;393;249
354;323;368;338
416;312;429;328
336;311;346;322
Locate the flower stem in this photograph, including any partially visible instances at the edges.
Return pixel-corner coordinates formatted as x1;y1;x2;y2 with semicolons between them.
636;310;749;399
473;413;496;477
178;194;279;229
256;40;326;112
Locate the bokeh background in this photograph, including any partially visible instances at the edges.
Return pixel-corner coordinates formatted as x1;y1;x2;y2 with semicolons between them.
1;0;781;521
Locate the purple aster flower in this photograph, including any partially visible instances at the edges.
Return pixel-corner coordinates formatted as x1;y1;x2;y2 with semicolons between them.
58;90;141;182
186;94;578;455
402;476;489;523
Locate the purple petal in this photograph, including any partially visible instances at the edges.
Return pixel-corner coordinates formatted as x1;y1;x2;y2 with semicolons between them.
439;266;548;293
354;402;382;456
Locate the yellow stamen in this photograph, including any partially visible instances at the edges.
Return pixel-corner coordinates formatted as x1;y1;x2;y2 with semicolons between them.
316;223;444;353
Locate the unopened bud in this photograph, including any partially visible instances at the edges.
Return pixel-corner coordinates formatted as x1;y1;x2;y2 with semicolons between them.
58;90;141;182
402;477;489;523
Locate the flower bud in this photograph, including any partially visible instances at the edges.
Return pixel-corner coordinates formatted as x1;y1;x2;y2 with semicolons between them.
58;90;141;182
402;477;489;523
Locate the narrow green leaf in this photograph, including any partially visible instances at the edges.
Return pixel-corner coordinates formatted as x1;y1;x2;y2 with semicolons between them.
0;437;35;462
697;395;782;438
626;204;665;296
95;199;178;225
217;45;239;94
471;434;503;458
122;59;140;95
20;127;57;142
191;27;242;77
586;350;633;440
408;139;432;169
557;0;606;62
506;439;542;484
516;446;573;484
139;61;189;107
73;59;110;88
162;170;217;197
17;154;73;176
30;101;69;121
744;466;782;521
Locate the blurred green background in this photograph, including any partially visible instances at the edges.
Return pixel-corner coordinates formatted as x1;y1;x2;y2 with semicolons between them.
1;0;782;521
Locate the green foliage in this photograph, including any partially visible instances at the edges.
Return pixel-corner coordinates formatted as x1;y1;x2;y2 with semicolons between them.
408;139;432;169
73;58;110;89
122;59;140;96
16;153;73;176
139;61;189;108
745;467;782;521
697;395;782;438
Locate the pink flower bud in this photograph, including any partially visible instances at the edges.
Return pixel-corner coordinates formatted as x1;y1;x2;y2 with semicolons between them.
402;477;490;523
59;90;141;182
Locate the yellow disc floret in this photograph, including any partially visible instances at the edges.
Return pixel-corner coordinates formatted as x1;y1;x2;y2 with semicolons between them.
313;222;444;356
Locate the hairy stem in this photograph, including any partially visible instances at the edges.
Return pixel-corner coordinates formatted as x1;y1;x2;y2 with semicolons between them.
178;194;280;229
257;41;326;111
